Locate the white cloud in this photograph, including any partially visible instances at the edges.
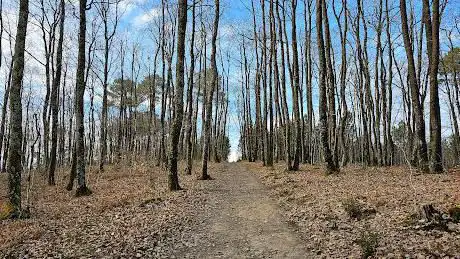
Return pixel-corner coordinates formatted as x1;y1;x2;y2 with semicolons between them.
132;7;160;27
120;0;148;17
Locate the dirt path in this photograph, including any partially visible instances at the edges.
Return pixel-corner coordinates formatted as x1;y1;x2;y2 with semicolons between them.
175;162;311;258
1;162;312;258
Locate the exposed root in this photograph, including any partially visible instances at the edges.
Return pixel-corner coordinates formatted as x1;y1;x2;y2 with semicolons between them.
75;186;92;197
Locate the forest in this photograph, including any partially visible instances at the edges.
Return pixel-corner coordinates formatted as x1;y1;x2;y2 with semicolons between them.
0;0;460;257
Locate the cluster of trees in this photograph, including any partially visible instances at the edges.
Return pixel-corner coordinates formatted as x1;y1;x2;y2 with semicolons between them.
237;0;459;173
1;0;228;218
2;0;459;219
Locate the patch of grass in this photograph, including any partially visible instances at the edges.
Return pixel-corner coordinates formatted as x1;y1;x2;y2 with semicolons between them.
0;200;14;220
402;212;420;226
324;214;339;230
278;188;292;197
342;198;376;220
342;198;364;219
355;231;379;258
448;206;460;223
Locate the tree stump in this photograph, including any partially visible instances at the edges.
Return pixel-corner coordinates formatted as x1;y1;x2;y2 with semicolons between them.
418;204;449;231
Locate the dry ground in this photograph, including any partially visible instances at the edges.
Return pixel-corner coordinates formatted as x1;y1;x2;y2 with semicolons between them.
244;162;460;258
173;162;311;258
1;162;310;258
1;161;459;258
0;161;207;258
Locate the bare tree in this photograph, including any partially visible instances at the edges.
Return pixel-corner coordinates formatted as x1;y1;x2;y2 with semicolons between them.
400;0;429;172
74;0;91;196
290;0;301;171
7;0;29;217
422;0;443;173
97;0;120;172
201;0;220;180
185;1;196;175
332;0;349;166
167;0;187;190
48;0;65;185
276;0;291;170
317;0;338;173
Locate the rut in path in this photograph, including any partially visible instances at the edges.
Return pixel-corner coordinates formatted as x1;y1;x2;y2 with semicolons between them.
175;162;312;258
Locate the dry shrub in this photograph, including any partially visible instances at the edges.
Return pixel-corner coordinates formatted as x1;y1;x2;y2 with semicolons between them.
355;231;379;258
449;206;460;222
342;198;376;220
403;212;420;226
0;200;13;220
342;198;364;219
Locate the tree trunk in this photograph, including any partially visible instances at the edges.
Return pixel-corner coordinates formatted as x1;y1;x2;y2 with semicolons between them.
423;0;443;173
322;0;338;168
201;0;220;180
7;0;29;217
74;0;90;196
333;0;348;167
276;0;291;170
290;0;301;171
400;0;428;172
385;0;394;165
167;0;187;190
48;0;65;185
185;2;196;175
316;0;338;173
99;0;119;172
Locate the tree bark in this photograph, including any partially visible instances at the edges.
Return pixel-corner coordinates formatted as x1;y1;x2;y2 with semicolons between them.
290;0;301;171
201;0;220;180
7;0;29;217
423;0;443;173
99;0;119;172
316;0;338;173
185;1;196;175
48;0;65;185
276;0;291;170
167;0;187;190
400;0;428;172
74;0;90;196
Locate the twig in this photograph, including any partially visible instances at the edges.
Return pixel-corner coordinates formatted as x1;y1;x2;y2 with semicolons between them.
397;143;418;212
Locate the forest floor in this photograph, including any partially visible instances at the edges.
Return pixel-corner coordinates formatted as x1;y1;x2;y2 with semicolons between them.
0;162;309;258
1;161;460;258
245;162;460;258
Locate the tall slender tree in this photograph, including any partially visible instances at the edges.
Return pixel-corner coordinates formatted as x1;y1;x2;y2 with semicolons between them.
185;1;196;175
48;0;65;185
276;0;291;170
167;0;187;190
384;0;394;165
290;0;302;171
201;0;220;180
400;0;428;172
74;0;91;196
7;0;29;217
98;0;120;172
333;0;348;166
317;0;338;173
422;0;443;173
